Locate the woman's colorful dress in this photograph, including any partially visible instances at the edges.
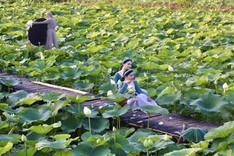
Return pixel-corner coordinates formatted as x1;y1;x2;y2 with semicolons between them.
119;80;158;108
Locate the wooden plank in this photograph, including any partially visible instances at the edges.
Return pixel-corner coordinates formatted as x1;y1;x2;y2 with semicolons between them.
0;72;222;137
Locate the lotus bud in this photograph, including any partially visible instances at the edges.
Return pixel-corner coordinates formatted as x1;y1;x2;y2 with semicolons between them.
39;52;45;60
128;88;135;94
107;90;113;96
96;138;101;144
112;126;117;132
110;79;115;85
128;85;135;93
222;83;228;91
168;65;174;71
163;134;170;141
27;20;33;27
83;106;91;116
143;139;153;147
117;80;122;86
21;134;27;142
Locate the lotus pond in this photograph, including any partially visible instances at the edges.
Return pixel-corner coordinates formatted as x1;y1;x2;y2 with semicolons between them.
0;0;234;155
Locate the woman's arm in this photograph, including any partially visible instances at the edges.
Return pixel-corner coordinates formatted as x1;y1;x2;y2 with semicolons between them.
134;81;148;96
33;18;52;25
114;72;121;85
118;83;128;93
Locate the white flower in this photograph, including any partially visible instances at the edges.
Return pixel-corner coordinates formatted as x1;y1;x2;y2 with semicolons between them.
163;134;170;141
168;65;174;71
110;79;115;85
27;20;33;27
112;126;117;132
222;83;228;91
107;90;113;96
21;134;27;142
127;85;135;94
117;80;122;86
39;52;44;60
83;106;91;116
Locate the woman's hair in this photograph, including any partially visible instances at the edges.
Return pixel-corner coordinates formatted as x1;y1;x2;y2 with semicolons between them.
122;58;132;65
120;69;133;81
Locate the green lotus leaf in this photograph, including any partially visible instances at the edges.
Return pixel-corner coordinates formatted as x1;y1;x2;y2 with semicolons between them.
214;149;234;156
7;90;28;106
0;92;4;99
3;111;19;122
29;59;55;71
135;105;169;115
181;127;208;143
111;132;134;154
0;121;9;130
42;92;65;102
26;131;46;142
84;66;103;76
8;148;36;156
128;129;156;151
36;139;67;150
146;88;157;97
73;142;111;156
126;38;140;49
73;82;94;91
0;134;21;144
105;93;131;103
215;142;229;152
195;75;209;86
0;103;9;109
28;121;61;134
102;104;130;118
140;62;158;70
52;134;71;140
204;121;234;140
158;144;186;156
66;95;92;104
98;82;117;95
191;140;209;151
60;67;81;80
190;92;228;113
83;117;109;133
143;37;157;46
0;142;13;156
49;100;65;117
53;150;73;156
87;45;105;53
0;78;21;87
17;93;42;105
156;92;182;105
101;60;120;68
116;127;135;138
65;104;83;115
164;148;200;156
224;91;234;103
113;35;129;43
87;31;99;38
157;86;178;97
183;88;207;100
61;116;83;133
18;106;51;124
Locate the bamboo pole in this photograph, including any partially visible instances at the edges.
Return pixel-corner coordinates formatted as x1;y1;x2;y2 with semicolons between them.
32;81;88;95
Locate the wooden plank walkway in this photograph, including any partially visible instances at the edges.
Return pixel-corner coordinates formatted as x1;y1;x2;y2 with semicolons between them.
0;72;221;137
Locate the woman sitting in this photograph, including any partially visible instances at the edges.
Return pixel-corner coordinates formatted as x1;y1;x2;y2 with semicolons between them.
118;69;158;108
114;58;132;89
